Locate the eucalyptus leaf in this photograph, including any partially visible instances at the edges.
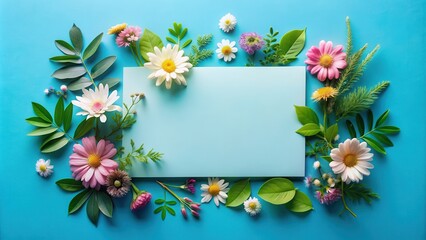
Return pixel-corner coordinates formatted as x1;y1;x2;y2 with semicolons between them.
25;117;51;127
375;126;400;134
54;97;64;127
226;179;251;207
52;65;86;79
68;189;92;214
40;131;65;149
346;120;357;138
32;102;52;123
56;178;84;192
87;192;100;226
294;105;319;125
285;190;313;213
67;77;92;91
100;78;120;89
63;103;73;132
41;137;69;153
258;178;296;205
50;55;82;64
296;123;321;136
27;127;58;136
83;33;103;60
325;124;338;142
356;114;365;136
69;24;83;53
91;56;116;79
362;136;386;155
279;29;306;59
96;191;113;218
375;110;389;127
55;40;76;55
140;29;164;62
74;118;95;139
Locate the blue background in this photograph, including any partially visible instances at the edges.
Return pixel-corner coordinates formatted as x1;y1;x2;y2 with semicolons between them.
0;0;425;239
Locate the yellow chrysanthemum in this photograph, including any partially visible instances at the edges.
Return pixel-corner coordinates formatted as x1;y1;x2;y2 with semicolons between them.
311;87;338;102
108;23;127;35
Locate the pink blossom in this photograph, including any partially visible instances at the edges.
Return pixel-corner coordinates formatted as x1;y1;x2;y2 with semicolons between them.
116;26;142;47
131;192;152;211
315;188;342;205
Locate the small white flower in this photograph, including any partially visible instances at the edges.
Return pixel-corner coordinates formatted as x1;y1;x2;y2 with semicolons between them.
216;39;238;62
334;134;340;141
60;85;67;92
313;179;321;187
219;13;237;33
244;197;261;216
200;177;229;207
36;159;53;177
313;161;321;169
72;83;121;123
44;89;50;95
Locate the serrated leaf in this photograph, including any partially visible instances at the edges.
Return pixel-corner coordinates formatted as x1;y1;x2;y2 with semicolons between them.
226;179;251;207
375;126;400;134
28;127;58;136
165;206;175;216
50;55;82;64
375;110;390;127
56;178;84;192
96;191;113;218
155;199;165;205
55;40;76;55
100;78;120;89
325;124;338;142
26;117;51;127
367;110;374;131
258;178;296;205
40;131;65;149
54;97;64;127
296;123;321;136
182;39;192;49
87;192;100;226
74;118;95;139
356;114;365;136
41;137;69;153
69;24;83;53
154;206;163;214
52;65;86;79
371;132;393;146
346;120;357;138
83;33;103;60
279;29;306;58
91;56;116;79
285;190;313;213
166;37;177;44
362;136;386;154
294;105;319;125
67;77;92;91
69;189;91;214
32;102;52;123
63;103;73;132
140;29;164;62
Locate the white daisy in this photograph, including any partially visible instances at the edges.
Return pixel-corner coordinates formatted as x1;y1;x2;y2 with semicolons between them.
244;197;261;216
35;159;53;177
329;138;374;183
71;83;121;123
144;44;193;89
200;177;229;207
219;13;237;33
216;39;238;62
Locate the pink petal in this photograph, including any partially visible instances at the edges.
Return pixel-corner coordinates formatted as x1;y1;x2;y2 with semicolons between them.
333;52;347;60
70;159;88;166
310;65;322;74
305;59;320;65
89;175;98;188
317;68;327;81
72;144;88;157
333;60;347;69
319;40;326;54
96;139;106;155
97;166;109;175
324;41;333;54
328;66;339;79
94;170;105;185
101;159;118;168
84;168;95;182
82;137;97;154
331;45;343;55
101;148;117;159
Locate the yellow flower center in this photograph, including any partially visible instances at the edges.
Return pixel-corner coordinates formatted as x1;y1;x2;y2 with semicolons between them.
225;19;231;25
39;164;47;172
208;184;220;196
343;154;358;167
221;46;232;55
88;154;101;168
249;202;257;210
161;59;176;73
319;54;333;68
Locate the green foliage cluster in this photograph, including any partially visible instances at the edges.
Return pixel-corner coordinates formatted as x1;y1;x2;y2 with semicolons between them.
189;34;214;66
166;22;192;49
154;195;177;221
117;140;163;170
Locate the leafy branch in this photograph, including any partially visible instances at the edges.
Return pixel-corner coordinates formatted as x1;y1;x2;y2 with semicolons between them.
260;27;280;66
166;22;192;49
343;183;380;204
118;139;163;170
154;192;177;221
189;34;214;66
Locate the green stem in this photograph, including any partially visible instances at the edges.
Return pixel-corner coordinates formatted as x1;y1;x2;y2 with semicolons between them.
340;180;357;218
156;181;191;208
104;99;136;139
80;56;96;86
52;123;76;143
130;43;143;66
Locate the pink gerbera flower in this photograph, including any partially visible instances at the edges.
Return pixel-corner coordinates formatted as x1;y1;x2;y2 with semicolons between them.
70;136;118;190
305;40;347;81
116;26;142;47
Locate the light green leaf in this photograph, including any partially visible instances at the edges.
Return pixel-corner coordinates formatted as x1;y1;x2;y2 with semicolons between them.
25;117;51;127
362;136;386;155
226;179;251;207
54;97;64;127
140;29;164;62
294;105;319;125
285;190;313;213
296;123;321;136
49;55;82;64
258;178;296;205
96;191;113;218
375;126;400;134
325;124;338;142
346;120;357;138
370;132;393;146
56;178;84;192
83;33;103;60
279;29;306;60
69;24;83;53
87;192;100;226
356;114;365;136
27;127;58;136
67;77;92;91
100;78;120;89
63;103;73;132
40;131;65;149
52;65;86;79
179;28;188;39
74;118;95;139
91;56;116;79
41;137;69;153
68;189;92;214
182;39;192;49
375;110;389;127
166;37;177;44
32;102;52;123
55;40;76;55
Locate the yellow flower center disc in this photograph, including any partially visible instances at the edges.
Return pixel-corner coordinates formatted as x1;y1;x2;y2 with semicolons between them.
343;154;358;167
208;184;220;196
162;59;176;73
319;54;333;68
249;202;257;209
221;46;232;55
88;154;101;168
39;164;47;172
225;19;231;25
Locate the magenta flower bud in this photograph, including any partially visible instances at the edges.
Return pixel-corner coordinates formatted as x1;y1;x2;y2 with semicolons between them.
190;204;201;211
181;207;187;218
130;192;152;211
191;209;199;218
183;197;193;203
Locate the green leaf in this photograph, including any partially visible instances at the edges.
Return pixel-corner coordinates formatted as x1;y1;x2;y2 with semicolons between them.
161;208;166;220
67;77;92;91
362;136;386;154
375;110;389;127
182;39;192;49
100;78;120;89
179;28;188;39
325;124;338;142
56;178;84;192
55;40;76;55
154;206;163;214
25;117;51;127
68;189;92;214
41;137;69;153
166;201;177;206
375;126;400;134
49;55;82;64
87;192;100;226
54;97;64;127
63;103;73;132
83;33;103;60
155;199;165;205
356;114;365;136
321;156;333;162
96;191;113;218
346;120;357;138
74;118;95;139
367;110;374;131
370;132;393;146
226;179;251;207
294;106;319;125
52;65;86;79
165;206;175;216
40;131;65;149
285;190;313;213
32;102;52;123
168;28;178;37
279;29;306;58
166;37;177;44
27;127;58;136
91;56;116;79
258;178;296;205
69;24;83;53
140;29;164;62
296;123;321;136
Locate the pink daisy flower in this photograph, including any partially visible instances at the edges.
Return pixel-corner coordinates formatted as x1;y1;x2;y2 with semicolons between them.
116;26;142;47
70;136;118;190
305;40;347;81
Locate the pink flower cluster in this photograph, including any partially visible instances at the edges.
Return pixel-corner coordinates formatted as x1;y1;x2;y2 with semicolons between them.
116;26;142;47
181;197;201;218
315;188;341;205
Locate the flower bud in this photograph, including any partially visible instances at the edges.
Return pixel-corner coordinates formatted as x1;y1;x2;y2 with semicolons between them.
190;204;201;211
313;179;321;187
334;134;340;141
313;161;321;169
181;207;187;218
327;178;335;187
44;89;50;95
60;85;67;92
322;173;329;179
191;209;199;218
183;197;193;203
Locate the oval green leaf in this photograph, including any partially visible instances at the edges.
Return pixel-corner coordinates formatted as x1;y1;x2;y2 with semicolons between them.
140;29;164;62
296;123;321;136
41;137;69;153
52;65;86;79
294;105;319;125
370;132;393;146
100;78;120;89
54;97;64;127
375;126;400;134
50;55;82;64
56;178;84;192
226;178;251;207
166;206;175;216
375;110;390;127
67;77;92;91
87;192;100;226
27;127;58;136
91;56;116;79
32;102;52;123
63;103;73;132
26;117;51;127
83;32;103;60
285;190;313;213
279;29;306;58
154;206;163;214
40;131;65;149
96;191;113;218
68;189;92;214
362;136;386;155
155;199;165;205
69;24;83;53
74;118;95;139
258;178;296;205
55;40;76;55
325;124;338;142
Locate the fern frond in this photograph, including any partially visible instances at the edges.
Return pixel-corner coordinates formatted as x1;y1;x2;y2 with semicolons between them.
336;44;368;94
345;17;352;57
189;34;214;66
197;34;213;47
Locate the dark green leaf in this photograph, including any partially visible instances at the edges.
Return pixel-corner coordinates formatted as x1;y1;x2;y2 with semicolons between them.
74;118;95;139
279;29;306;57
100;78;120;89
166;37;177;44
182;39;192;49
285;190;313;213
55;40;76;55
67;77;92;91
296;123;321;136
258;178;296;205
91;56;116;79
356;114;365;136
321;156;333;162
63;103;73;132
41;137;69;153
54;97;64;127
49;55;82;64
168;28;177;37
83;33;103;60
96;191;113;218
226;178;251;207
375;110;390;127
26;117;51;127
154;206;163;214
371;132;393;146
69;24;83;53
375;126;400;134
367;110;374;131
345;183;379;204
68;189;91;214
40;131;65;149
87;192;100;226
325;124;338;142
52;65;86;79
32;102;52;123
362;136;386;154
161;208;166;220
346;120;357;138
165;206;175;216
27;127;58;136
155;199;165;205
166;201;177;206
294;106;319;125
140;29;164;62
56;178;84;192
